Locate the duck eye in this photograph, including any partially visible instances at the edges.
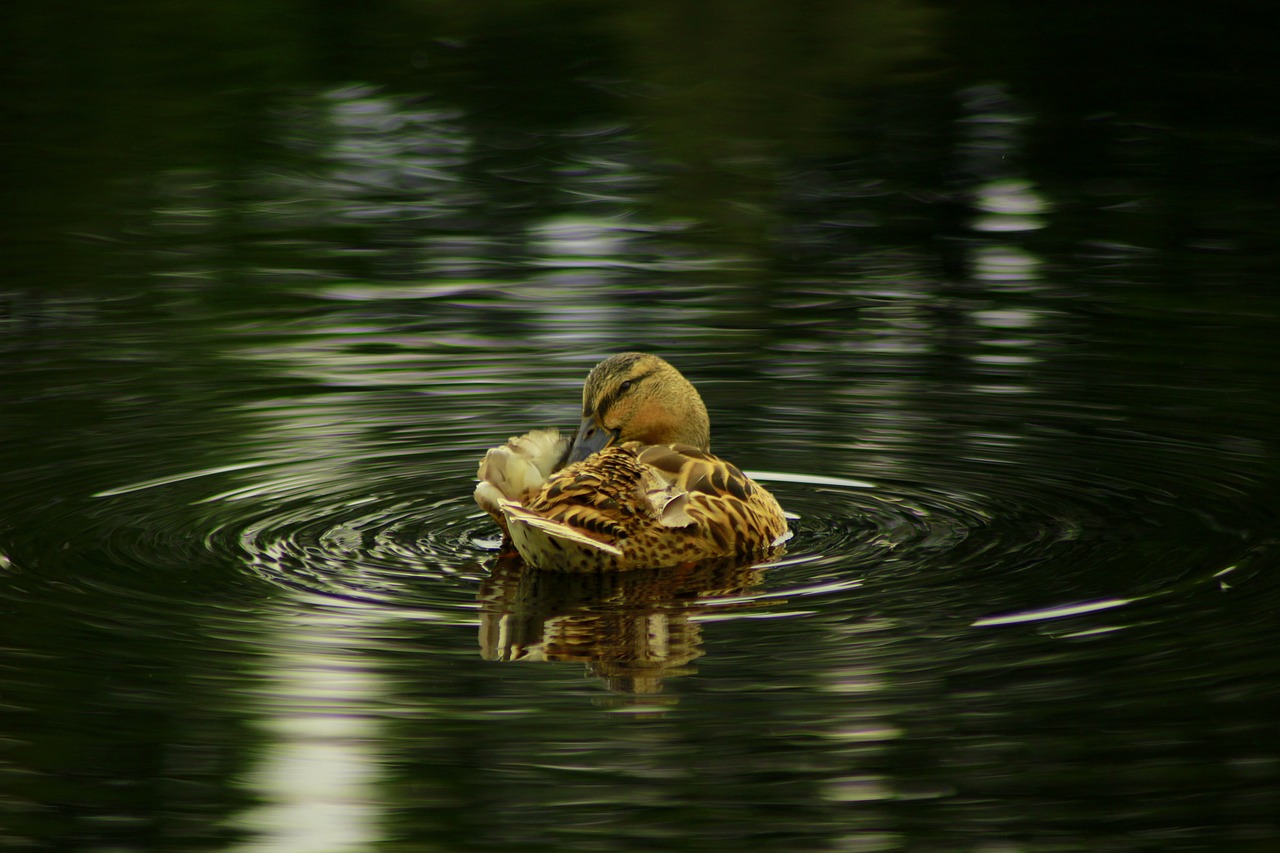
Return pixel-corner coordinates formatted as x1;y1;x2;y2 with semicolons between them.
619;380;635;393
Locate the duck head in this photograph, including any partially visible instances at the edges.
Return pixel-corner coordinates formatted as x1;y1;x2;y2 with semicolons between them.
565;352;711;465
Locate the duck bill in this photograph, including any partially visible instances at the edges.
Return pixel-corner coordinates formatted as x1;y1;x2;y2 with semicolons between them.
565;415;617;465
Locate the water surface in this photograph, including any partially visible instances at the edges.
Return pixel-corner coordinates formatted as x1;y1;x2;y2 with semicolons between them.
3;3;1280;851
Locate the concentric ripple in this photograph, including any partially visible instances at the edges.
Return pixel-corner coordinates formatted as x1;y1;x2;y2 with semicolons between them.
179;457;502;617
58;424;1270;643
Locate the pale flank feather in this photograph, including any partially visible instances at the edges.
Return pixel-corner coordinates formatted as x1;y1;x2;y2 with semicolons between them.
500;500;624;557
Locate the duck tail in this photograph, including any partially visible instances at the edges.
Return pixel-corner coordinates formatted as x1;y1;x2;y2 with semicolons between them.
474;429;568;522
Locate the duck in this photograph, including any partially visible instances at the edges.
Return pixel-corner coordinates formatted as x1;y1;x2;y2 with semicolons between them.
474;352;788;571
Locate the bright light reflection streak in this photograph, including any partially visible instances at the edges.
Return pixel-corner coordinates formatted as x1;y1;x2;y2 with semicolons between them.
971;597;1136;628
92;460;277;497
691;610;817;623
747;470;877;490
226;604;389;852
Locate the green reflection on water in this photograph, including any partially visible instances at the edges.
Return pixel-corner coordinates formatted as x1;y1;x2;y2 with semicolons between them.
3;1;1280;850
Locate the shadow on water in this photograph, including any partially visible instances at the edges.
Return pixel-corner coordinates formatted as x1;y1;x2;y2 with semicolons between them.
3;1;1280;850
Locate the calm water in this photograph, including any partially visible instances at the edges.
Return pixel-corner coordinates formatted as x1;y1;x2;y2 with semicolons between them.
4;4;1280;851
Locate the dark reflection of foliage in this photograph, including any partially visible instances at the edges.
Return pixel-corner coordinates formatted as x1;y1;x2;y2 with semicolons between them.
944;1;1280;285
0;572;262;850
5;0;1279;303
0;320;276;848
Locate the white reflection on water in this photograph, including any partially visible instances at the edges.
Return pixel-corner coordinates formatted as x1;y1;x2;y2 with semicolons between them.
530;215;630;261
975;178;1049;217
960;84;1050;237
814;619;909;846
971;596;1136;627
749;470;876;490
227;604;391;852
957;84;1053;409
970;308;1041;329
972;244;1040;284
971;179;1049;233
91;460;280;498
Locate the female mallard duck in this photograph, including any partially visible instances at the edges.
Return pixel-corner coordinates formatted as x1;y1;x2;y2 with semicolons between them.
475;352;788;571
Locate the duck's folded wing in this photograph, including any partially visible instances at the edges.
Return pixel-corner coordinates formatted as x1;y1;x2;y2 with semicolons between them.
635;443;757;502
529;448;662;533
636;443;787;547
499;500;624;557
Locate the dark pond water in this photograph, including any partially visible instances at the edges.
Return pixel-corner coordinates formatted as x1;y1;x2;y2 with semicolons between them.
4;3;1280;851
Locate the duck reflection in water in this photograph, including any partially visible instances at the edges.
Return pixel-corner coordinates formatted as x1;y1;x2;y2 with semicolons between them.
475;352;789;572
478;551;770;699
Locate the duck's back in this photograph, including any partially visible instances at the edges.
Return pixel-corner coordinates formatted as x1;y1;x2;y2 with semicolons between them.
508;441;787;571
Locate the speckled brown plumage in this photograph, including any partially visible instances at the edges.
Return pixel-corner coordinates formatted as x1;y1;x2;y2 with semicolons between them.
475;353;789;572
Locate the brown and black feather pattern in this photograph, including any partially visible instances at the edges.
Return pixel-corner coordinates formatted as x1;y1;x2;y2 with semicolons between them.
511;441;788;571
476;352;789;571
